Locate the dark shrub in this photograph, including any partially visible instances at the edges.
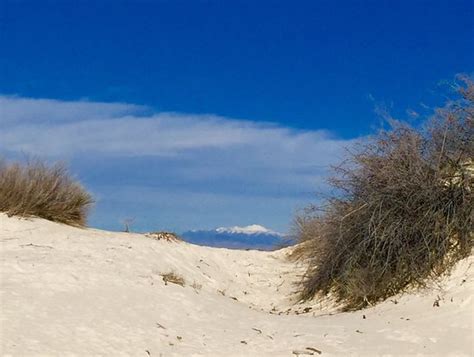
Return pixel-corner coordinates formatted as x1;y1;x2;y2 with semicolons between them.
0;160;93;226
294;79;473;310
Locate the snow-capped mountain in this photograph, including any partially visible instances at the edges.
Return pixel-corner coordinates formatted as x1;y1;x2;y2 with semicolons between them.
215;224;283;236
181;224;293;251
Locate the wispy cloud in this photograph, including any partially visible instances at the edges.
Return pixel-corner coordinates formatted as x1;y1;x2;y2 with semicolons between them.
0;95;146;125
1;96;349;161
0;95;358;232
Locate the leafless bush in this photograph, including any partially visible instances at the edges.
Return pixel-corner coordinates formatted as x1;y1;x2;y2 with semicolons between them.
0;159;93;226
294;79;473;310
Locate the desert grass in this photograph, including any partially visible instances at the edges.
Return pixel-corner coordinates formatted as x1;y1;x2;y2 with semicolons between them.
145;231;182;242
293;78;473;310
161;271;186;286
0;159;93;226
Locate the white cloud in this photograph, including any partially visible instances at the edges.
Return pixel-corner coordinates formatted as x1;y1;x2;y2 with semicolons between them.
0;95;146;125
0;95;353;164
0;95;359;232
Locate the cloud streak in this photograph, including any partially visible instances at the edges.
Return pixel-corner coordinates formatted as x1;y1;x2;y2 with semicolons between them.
0;95;358;232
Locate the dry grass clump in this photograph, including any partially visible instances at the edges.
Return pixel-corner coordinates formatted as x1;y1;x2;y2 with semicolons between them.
145;231;182;242
0;160;93;226
161;271;186;287
294;79;473;310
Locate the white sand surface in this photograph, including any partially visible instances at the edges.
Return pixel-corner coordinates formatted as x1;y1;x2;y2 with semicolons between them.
1;213;472;356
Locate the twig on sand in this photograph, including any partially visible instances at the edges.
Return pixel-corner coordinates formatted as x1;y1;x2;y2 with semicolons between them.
293;347;323;356
20;243;53;249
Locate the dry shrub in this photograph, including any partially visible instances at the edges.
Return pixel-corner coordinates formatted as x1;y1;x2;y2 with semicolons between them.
161;271;186;286
145;231;182;242
294;79;473;310
0;159;93;226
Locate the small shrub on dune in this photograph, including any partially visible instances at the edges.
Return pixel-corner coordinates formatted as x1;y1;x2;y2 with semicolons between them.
160;271;186;287
294;79;473;310
0;160;93;226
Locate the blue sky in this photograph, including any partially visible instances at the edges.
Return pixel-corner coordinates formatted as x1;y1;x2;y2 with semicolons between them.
1;1;473;233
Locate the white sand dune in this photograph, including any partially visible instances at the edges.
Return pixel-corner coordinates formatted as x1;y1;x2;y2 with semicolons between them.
1;213;472;356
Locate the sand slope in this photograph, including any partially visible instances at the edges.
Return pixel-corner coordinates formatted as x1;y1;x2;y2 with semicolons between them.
1;214;472;356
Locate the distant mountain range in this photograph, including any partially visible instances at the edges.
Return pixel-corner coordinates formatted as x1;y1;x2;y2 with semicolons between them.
181;224;294;251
